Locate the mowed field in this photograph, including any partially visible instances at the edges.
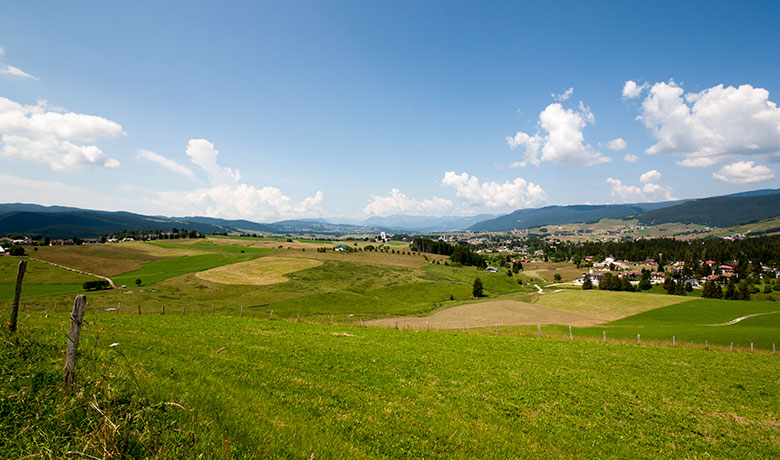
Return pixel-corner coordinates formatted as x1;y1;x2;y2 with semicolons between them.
196;257;322;285
3;314;778;459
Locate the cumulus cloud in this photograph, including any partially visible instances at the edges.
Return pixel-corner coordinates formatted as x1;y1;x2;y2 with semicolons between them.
138;149;196;180
712;161;775;184
507;102;610;167
606;178;645;203
552;87;574;101
607;170;676;203
152;139;324;220
634;81;780;167
639;169;661;183
441;171;547;208
0;97;123;170
607;138;627;151
622;80;648;99
0;47;37;80
363;189;453;216
623;153;639;163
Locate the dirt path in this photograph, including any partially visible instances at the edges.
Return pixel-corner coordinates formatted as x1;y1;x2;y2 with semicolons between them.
704;310;780;326
28;257;117;288
366;300;601;330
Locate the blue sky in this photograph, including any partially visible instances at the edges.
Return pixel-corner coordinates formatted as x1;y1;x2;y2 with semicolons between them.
1;1;779;221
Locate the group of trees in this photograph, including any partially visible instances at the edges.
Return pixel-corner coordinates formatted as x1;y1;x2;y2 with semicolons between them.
701;279;751;300
450;245;487;268
82;280;110;291
410;238;455;256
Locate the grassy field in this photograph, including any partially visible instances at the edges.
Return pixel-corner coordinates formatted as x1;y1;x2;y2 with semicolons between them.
0;257;99;302
534;289;687;321
196;256;323;285
3;314;778;459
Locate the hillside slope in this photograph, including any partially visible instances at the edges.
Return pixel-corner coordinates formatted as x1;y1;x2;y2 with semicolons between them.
635;193;780;227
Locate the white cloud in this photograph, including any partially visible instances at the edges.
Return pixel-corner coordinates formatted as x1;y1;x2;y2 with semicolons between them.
137;149;196;180
150;139;324;221
507;102;610;167
607;138;627;151
552;87;574;101
606;178;645;203
607;171;676;203
639;169;661;183
363;189;453;216
622;80;648;99
0;47;37;80
0;97;123;170
635;81;780;167
712;161;775;184
441;171;547;209
623;153;639;163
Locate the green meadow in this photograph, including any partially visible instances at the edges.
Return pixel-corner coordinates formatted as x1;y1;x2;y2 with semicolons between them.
3;314;779;459
2;238;780;458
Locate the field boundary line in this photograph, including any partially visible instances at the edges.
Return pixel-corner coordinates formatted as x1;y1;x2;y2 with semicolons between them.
28;257;117;288
704;310;780;326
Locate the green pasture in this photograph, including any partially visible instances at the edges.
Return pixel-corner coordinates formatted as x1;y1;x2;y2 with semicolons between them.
3;314;778;459
15;258;534;321
0;257;99;302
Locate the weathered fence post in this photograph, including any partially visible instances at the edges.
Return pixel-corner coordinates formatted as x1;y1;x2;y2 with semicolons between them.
117;302;121;313
395;320;398;329
569;325;573;340
537;324;541;337
637;333;641;345
298;313;301;322
603;331;606;342
161;304;165;315
673;336;676;347
774;343;776;355
705;339;708;350
495;323;498;336
64;295;87;388
751;342;754;353
330;314;333;324
9;260;27;332
270;309;274;320
241;305;244;317
137;304;141;315
730;342;733;352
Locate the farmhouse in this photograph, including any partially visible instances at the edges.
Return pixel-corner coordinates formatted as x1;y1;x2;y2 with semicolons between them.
334;244;349;252
0;246;5;255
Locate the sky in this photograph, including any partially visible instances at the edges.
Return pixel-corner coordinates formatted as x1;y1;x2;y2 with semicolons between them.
1;0;780;222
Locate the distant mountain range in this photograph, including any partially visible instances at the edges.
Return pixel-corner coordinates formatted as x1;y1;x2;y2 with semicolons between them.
2;188;780;238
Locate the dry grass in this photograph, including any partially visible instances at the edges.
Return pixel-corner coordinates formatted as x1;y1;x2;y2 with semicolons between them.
122;241;204;257
367;300;600;329
195;256;322;285
534;289;686;321
278;248;440;269
34;248;151;276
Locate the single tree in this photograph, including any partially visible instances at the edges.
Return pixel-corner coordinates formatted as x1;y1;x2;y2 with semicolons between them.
135;278;142;286
582;276;593;290
472;277;484;298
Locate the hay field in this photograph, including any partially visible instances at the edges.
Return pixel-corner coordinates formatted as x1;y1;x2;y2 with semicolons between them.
534;289;687;321
195;257;322;285
279;248;438;269
367;300;599;329
33;244;164;276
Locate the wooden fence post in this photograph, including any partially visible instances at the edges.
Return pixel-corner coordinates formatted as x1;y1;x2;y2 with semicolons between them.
730;342;733;352
64;295;87;388
603;331;606;342
161;304;165;315
241;305;244;317
569;325;573;340
9;260;27;332
673;336;675;347
537;324;541;337
137;304;141;315
270;309;274;320
637;333;640;345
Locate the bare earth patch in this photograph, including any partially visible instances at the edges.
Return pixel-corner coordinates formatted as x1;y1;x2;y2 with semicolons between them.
195;257;322;285
279;249;433;269
367;300;600;330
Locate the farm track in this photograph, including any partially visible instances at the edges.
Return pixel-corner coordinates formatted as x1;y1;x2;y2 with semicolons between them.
705;310;780;326
28;257;116;288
